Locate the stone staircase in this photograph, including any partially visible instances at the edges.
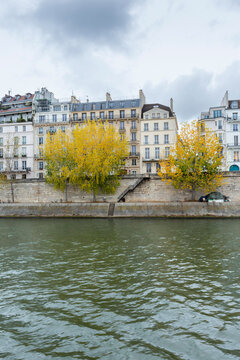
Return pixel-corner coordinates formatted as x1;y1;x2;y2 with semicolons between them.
117;176;149;202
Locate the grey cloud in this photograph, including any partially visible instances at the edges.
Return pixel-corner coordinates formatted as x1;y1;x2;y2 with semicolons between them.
145;62;240;122
1;0;142;47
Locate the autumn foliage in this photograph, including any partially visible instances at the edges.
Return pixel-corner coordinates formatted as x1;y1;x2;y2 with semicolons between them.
158;121;224;199
43;120;128;200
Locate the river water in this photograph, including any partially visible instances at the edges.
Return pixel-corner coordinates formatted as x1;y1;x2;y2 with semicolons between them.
0;218;239;360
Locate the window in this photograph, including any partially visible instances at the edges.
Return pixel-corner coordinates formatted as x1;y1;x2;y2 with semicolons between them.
22;147;26;157
164;134;169;144
0;148;3;158
0;162;3;170
92;103;96;110
152;113;155;119
39;115;45;123
39;173;44;179
62;114;67;122
120;121;125;130
0;127;2;133
61;126;65;133
156;163;161;171
146;163;151;173
131;109;136;118
39;137;43;145
15;126;18;132
22;136;26;145
38;162;44;170
23;125;26;132
164;113;167;118
145;147;150;160
22;161;27;170
233;124;238;131
144;123;149;131
157;113;160;118
234;135;238;146
52;114;57;122
22;174;26;179
14;137;19;145
131;120;136;129
100;111;104;119
120;110;125;119
109;111;114;119
144;135;148;145
131;145;136;155
132;159;136;166
154;123;158;131
154;135;159;144
155;147;160;159
132;170;137;175
131;132;136;141
213;110;222;118
234;151;239;162
38;127;43;135
0;138;3;146
218;120;222;129
231;101;238;109
90;112;95;120
233;113;238;120
145;114;149;119
73;113;78;121
82;113;87;121
165;147;170;158
164;122;169;130
64;105;68;111
53;105;61;111
219;133;223;143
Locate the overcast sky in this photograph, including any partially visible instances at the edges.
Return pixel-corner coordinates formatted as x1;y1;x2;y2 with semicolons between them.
1;0;240;121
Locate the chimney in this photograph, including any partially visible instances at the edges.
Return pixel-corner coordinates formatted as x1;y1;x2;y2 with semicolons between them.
106;92;112;101
170;98;173;112
71;95;80;103
220;90;228;107
139;89;145;106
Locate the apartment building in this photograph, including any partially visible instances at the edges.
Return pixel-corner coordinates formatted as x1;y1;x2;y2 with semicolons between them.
0;122;34;179
33;88;71;178
200;91;240;172
0;92;34;123
70;90;146;174
140;100;178;174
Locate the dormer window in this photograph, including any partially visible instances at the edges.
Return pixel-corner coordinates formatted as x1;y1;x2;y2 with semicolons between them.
231;101;238;109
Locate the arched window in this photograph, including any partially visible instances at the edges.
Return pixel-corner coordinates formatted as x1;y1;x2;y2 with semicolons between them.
229;164;239;172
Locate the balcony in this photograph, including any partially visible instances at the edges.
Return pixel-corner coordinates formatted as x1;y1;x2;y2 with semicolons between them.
129;152;140;157
119;128;126;133
0;167;31;174
227;143;240;148
69;113;139;122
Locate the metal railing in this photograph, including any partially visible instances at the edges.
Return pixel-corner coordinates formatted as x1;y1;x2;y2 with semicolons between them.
70;113;139;121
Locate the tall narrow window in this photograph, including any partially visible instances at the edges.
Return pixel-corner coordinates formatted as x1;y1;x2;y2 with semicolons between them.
164;134;169;144
145;148;150;160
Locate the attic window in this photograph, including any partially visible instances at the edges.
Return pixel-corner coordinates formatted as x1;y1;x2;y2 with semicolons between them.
153;105;159;108
231;101;238;109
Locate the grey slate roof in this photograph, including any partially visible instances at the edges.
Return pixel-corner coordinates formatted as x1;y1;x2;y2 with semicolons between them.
71;98;141;112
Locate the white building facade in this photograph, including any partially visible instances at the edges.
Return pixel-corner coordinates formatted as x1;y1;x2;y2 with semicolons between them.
200;91;240;172
140;101;178;174
0;122;34;179
33;89;71;178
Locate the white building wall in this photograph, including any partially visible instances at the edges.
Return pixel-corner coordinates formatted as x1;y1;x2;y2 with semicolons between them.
0;122;34;179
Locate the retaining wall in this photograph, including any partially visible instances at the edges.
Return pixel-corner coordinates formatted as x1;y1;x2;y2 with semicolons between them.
1;202;240;218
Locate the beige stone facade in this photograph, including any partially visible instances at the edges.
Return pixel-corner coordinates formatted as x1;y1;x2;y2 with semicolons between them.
70;90;146;174
140;103;178;174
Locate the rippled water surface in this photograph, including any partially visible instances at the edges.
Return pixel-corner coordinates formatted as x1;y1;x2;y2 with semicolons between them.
0;218;240;360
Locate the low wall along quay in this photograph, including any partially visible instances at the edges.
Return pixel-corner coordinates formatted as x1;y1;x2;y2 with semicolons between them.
0;173;240;217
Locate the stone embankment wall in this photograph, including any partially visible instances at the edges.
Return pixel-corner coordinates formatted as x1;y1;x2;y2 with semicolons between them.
0;173;239;203
1;202;240;218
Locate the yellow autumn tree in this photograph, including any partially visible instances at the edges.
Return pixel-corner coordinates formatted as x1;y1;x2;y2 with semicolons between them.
44;120;128;201
158;121;224;200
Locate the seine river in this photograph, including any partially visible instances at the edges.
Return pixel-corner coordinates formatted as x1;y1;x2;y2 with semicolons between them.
0;218;239;360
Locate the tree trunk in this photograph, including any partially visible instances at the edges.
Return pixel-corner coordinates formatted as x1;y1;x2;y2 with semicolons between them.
92;189;96;202
191;187;196;201
65;180;68;202
10;181;14;203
